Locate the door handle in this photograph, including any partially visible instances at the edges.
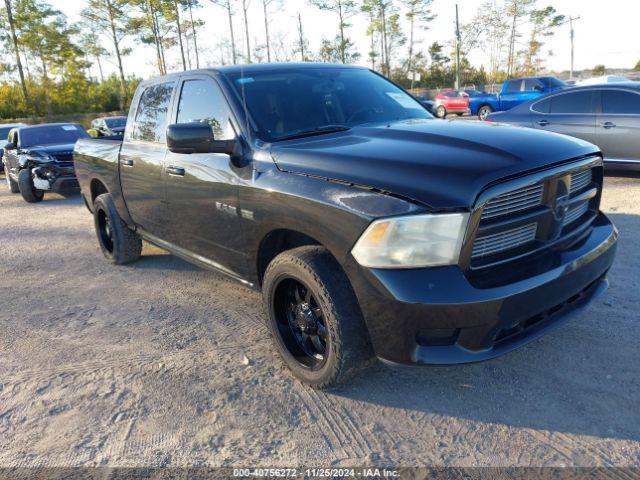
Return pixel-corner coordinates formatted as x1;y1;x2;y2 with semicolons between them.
121;158;134;167
537;120;549;127
601;122;616;129
166;166;186;177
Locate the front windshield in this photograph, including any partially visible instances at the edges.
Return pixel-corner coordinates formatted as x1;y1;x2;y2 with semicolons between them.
105;117;127;128
20;125;89;147
226;68;433;142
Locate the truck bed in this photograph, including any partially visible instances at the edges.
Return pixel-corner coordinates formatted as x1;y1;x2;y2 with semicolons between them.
73;137;123;212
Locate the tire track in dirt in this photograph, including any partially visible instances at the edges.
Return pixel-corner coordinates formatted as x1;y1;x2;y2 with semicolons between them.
294;386;379;461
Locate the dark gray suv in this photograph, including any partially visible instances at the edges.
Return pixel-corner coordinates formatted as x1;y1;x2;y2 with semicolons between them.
487;83;640;169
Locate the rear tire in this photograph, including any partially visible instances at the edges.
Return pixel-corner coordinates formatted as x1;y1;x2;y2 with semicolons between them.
263;246;373;389
5;171;19;193
18;169;44;203
93;193;142;265
436;105;447;118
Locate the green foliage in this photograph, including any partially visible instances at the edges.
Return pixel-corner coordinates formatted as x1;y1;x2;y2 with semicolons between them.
634;60;640;72
592;64;606;76
0;74;140;119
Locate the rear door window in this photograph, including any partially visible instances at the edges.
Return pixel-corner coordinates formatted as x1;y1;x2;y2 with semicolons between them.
549;91;594;114
176;79;236;140
532;98;551;114
602;90;640;114
132;82;175;143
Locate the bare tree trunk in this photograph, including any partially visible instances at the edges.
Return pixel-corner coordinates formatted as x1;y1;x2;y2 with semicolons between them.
4;0;29;102
407;11;415;87
106;0;127;108
262;0;271;62
226;0;237;64
188;1;200;68
507;14;517;76
297;13;305;62
242;0;251;63
96;54;105;82
185;30;192;68
338;1;346;63
174;0;187;70
381;6;389;75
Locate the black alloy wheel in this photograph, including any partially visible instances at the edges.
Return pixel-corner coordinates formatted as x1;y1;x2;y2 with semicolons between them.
273;277;330;370
97;208;114;254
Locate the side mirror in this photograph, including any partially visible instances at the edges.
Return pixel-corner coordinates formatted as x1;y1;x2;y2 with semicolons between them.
534;85;544;92
167;123;241;156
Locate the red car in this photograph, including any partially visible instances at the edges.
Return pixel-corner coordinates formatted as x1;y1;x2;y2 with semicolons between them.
434;90;471;118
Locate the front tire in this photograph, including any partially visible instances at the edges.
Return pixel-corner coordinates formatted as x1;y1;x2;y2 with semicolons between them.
263;246;373;389
18;169;44;203
93;193;142;265
5;170;19;193
478;105;493;121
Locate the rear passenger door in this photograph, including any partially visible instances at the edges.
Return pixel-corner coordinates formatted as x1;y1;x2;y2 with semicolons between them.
499;80;523;110
120;81;176;237
162;75;246;276
596;88;640;163
530;90;598;146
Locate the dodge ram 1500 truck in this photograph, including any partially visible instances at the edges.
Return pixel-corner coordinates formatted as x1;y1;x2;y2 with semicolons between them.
74;64;618;388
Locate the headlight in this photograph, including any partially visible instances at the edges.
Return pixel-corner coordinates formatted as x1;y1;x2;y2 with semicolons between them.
351;213;469;269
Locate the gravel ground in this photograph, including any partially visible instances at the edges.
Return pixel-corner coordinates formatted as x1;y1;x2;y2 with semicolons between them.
0;172;639;469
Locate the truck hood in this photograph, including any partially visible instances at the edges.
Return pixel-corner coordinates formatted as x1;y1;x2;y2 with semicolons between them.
269;119;599;209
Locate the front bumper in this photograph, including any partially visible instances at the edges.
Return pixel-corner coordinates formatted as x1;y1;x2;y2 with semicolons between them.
32;166;79;192
348;213;618;365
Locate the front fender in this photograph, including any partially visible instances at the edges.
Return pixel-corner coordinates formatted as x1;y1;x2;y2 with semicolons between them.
238;162;426;285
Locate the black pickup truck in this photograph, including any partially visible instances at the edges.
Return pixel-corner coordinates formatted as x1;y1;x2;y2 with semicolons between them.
74;64;618;388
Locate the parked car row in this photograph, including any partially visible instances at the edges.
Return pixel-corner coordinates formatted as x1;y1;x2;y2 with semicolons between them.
486;83;640;169
1;116;127;203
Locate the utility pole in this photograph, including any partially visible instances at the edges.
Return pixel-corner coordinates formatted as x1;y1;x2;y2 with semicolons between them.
455;4;461;90
569;16;581;81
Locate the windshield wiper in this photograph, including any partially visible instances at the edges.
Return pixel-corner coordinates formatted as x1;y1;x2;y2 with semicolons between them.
274;125;351;142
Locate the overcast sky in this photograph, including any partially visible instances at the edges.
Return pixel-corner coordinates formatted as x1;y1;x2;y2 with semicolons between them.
49;0;639;80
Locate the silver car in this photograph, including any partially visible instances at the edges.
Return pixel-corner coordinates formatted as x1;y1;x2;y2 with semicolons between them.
487;83;640;169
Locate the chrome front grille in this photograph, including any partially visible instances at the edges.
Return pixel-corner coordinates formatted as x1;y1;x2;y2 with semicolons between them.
470;160;602;267
481;184;544;220
563;201;590;227
472;223;538;259
570;169;592;194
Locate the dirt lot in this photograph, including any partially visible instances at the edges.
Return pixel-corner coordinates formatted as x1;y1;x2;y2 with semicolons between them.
0;172;639;469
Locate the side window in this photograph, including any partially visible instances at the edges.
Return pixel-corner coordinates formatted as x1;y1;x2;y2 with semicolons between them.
602;90;640;114
505;81;522;93
132;82;175;143
176;79;235;140
549;91;594;114
532;98;551;114
523;79;544;92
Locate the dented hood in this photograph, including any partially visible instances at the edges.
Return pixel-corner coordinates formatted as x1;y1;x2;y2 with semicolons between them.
269;119;599;209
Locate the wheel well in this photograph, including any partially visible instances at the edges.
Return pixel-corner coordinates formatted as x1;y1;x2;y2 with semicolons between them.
257;229;322;286
478;103;492;111
90;179;109;204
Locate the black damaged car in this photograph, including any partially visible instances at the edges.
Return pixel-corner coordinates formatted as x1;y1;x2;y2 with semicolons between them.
3;123;89;203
